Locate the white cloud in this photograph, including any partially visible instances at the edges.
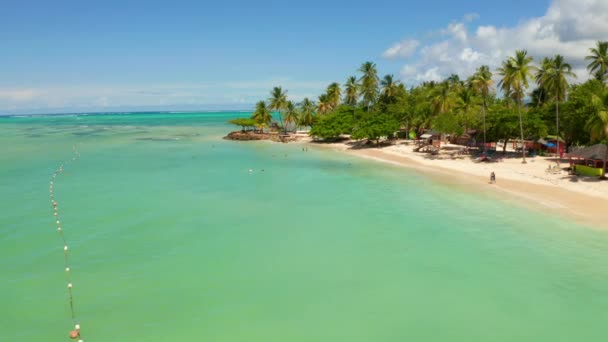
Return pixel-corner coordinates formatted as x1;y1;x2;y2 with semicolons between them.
0;80;330;113
382;39;420;59
443;22;468;43
0;89;37;101
460;48;481;63
463;13;479;23
389;0;607;85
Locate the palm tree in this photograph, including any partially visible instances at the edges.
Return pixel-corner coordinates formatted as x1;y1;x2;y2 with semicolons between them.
498;50;535;163
344;76;359;106
542;55;576;164
534;57;554;108
298;97;315;127
471;65;494;151
454;85;478;137
380;74;400;103
358;61;379;111
326;82;341;109
317;94;332;115
251;101;272;131
430;81;456;115
585;41;608;83
268;86;288;131
586;94;608;178
283;101;299;132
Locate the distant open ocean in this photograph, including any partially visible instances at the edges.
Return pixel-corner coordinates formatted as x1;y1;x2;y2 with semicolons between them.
1;111;607;341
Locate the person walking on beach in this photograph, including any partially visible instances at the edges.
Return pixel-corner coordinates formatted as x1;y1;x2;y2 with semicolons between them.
490;171;496;184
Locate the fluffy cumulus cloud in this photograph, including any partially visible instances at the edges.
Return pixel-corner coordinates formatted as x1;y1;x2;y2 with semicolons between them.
383;39;420;59
386;0;608;85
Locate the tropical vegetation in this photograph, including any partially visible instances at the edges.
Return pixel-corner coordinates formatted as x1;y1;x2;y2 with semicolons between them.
229;41;608;162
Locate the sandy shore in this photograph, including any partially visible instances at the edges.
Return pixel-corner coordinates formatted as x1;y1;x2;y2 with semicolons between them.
309;139;608;229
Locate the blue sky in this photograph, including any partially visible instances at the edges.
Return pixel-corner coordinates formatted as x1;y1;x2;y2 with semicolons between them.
3;0;604;114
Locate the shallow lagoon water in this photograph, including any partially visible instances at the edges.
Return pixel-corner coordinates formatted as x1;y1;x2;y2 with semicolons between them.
1;112;607;341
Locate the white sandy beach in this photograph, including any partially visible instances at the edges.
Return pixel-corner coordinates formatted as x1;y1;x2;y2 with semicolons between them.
305;138;608;229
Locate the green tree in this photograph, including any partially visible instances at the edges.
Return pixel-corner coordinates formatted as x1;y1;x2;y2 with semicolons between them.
358;61;379;111
251;101;272;131
453;85;479;137
228;118;257;131
430;81;457;115
561;80;605;145
326;82;342;109
471;65;494;151
534;57;554;108
586;92;608;177
317;94;333;115
380;74;400;104
543;55;576;162
309;106;355;140
497;50;535;163
298;97;316;127
352;112;399;145
283;101;299;132
268;86;288;130
585;41;608;83
343;76;359;106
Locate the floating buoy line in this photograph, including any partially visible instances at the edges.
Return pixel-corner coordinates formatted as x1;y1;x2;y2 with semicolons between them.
49;145;84;341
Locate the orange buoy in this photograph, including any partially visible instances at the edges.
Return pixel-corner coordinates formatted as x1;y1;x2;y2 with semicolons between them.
69;329;80;339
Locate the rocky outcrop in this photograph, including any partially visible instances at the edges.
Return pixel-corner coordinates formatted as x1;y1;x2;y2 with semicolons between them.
223;131;299;143
223;131;270;141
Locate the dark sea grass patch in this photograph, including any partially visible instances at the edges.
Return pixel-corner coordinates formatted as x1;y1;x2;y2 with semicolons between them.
135;137;179;141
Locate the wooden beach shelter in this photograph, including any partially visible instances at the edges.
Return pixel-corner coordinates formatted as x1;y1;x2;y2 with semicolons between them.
567;144;608;177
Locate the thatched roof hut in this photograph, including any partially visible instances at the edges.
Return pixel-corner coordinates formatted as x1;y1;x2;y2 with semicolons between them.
567;144;607;160
567;144;607;177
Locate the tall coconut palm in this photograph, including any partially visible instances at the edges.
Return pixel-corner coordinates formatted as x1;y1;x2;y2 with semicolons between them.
326;82;341;109
471;65;494;151
585;41;608;83
454;85;478;137
344;76;359;106
317;94;332;115
251;101;272;131
430;81;456;116
498;50;535;163
542;55;576;164
586;94;608;178
268;86;288;131
283;101;299;132
298;97;315;127
380;74;400;103
358;61;379;111
534;57;554;108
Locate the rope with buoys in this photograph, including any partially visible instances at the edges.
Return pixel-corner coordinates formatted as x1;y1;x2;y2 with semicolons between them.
49;145;84;341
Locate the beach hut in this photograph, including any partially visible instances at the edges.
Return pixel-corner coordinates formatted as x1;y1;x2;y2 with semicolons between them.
537;136;565;157
420;130;441;148
567;144;608;177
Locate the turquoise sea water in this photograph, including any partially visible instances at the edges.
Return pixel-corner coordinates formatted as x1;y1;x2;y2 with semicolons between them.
1;112;607;341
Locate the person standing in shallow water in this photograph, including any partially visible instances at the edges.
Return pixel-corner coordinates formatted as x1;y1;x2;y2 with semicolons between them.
490;171;496;184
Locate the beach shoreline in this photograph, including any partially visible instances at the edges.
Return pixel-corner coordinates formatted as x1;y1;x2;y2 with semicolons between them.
304;139;608;229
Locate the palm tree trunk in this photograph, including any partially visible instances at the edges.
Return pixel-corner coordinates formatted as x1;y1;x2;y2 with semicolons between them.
603;145;608;180
555;95;560;166
518;101;527;163
482;101;487;153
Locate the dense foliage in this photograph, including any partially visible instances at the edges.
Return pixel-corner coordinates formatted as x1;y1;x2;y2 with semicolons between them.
235;40;608;151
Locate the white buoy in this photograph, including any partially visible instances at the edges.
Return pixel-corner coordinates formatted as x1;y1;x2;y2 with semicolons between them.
64;245;68;251
68;283;72;288
66;267;70;272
